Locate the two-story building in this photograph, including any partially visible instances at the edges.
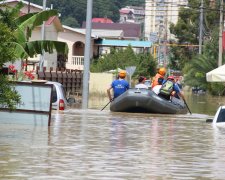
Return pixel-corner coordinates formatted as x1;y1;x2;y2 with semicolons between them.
2;0;153;71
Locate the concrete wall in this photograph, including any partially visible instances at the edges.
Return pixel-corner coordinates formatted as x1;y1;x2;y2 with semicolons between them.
89;73;114;95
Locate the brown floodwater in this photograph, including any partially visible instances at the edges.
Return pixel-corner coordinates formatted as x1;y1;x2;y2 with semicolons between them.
1;90;225;179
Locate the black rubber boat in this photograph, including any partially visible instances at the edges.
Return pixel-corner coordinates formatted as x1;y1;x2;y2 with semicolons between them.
110;88;187;114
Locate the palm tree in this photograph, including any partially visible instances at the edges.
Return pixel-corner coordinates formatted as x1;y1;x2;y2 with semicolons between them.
0;2;69;109
0;2;68;59
184;54;217;90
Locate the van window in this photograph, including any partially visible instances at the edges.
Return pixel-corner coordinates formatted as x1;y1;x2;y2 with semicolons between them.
61;85;67;99
52;85;57;103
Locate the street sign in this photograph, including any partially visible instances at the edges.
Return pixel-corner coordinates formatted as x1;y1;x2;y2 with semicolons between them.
126;66;136;87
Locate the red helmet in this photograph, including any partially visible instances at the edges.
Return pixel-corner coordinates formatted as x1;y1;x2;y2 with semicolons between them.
167;76;175;80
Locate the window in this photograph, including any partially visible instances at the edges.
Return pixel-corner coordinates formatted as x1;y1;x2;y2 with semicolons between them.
52;86;57;103
217;109;225;123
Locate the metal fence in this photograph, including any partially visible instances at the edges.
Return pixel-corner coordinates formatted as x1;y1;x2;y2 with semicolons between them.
36;67;83;95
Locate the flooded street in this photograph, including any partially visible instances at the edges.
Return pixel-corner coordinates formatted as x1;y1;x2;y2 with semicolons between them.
1;91;225;179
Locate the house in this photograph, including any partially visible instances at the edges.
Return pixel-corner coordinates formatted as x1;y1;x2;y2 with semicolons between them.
59;25;97;70
119;6;145;24
82;22;142;40
82;22;152;54
71;28;124;55
119;9;134;23
1;0;64;70
2;0;153;71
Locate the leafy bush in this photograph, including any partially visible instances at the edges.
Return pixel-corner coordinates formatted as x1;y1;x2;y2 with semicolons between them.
208;83;225;96
90;46;157;78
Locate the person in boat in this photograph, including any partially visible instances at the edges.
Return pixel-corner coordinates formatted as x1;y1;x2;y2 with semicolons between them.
152;77;164;94
175;76;183;89
158;76;185;101
107;70;129;101
151;67;166;89
135;76;148;89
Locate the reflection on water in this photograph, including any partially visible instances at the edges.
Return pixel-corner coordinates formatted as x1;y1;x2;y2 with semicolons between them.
1;90;225;179
185;91;225;116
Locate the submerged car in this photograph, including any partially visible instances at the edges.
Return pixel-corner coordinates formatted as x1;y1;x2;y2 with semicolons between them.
46;81;75;110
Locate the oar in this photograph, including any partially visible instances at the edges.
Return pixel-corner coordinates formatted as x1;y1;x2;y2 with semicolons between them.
183;98;192;115
101;98;114;111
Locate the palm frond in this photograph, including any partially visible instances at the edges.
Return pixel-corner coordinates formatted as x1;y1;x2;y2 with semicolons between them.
15;10;58;39
24;40;68;57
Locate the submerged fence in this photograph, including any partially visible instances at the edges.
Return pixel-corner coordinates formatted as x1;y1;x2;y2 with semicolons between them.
36;67;83;95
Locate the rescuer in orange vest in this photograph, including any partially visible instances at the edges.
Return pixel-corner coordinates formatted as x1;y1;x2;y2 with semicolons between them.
151;67;166;89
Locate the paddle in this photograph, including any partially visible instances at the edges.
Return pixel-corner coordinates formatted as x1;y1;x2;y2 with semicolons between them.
101;98;114;111
183;98;192;115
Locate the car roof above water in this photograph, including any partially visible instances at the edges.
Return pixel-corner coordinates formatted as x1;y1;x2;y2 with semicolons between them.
46;81;63;86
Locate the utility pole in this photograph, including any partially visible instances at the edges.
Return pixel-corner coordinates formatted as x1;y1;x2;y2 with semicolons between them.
164;5;168;66
82;0;93;109
218;0;224;67
28;0;30;13
158;22;163;67
199;0;203;54
39;0;46;72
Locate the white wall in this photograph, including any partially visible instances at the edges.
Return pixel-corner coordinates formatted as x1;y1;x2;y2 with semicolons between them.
89;73;114;95
30;25;58;70
58;29;94;70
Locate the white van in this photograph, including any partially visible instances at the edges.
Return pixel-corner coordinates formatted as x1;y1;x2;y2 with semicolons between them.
212;106;225;126
46;81;74;110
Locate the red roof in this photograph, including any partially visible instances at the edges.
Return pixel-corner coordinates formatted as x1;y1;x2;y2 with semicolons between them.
119;9;132;14
92;18;113;23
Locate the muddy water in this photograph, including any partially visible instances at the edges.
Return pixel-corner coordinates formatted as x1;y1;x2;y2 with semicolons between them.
1;91;225;179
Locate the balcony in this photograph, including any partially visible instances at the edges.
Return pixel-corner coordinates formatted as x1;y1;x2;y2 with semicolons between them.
66;56;84;70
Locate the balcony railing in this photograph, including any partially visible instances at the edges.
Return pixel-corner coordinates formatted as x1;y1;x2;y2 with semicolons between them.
66;56;84;70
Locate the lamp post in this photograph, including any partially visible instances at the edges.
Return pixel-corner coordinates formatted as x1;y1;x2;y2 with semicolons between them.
39;0;46;72
218;0;223;67
82;0;93;109
199;0;203;54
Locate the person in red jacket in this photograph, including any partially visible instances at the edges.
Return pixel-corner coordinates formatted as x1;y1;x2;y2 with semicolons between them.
151;67;166;89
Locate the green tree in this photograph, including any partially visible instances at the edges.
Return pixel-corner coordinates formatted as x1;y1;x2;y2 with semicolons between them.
169;0;225;94
0;2;68;59
90;46;157;78
0;2;68;109
184;27;225;95
63;17;79;28
169;0;220;71
0;22;21;109
34;0;145;27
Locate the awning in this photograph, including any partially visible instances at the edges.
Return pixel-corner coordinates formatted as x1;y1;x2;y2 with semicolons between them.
95;39;152;48
206;64;225;82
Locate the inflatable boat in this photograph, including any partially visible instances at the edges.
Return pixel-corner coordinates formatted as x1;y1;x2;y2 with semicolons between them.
110;88;187;114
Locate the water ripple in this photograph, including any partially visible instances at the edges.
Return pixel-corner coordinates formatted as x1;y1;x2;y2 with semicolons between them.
0;109;225;179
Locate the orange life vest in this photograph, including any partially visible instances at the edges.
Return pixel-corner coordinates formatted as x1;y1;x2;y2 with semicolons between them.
151;73;164;88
